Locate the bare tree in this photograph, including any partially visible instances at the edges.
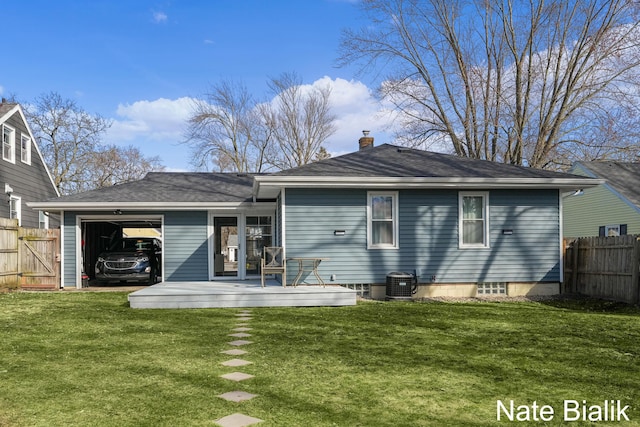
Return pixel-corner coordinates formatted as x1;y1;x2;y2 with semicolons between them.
339;0;640;169
25;92;112;194
184;80;270;172
263;72;336;170
185;73;336;172
26;92;165;194
83;145;165;192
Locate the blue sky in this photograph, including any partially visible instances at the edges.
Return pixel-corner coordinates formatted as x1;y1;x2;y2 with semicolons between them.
2;1;395;171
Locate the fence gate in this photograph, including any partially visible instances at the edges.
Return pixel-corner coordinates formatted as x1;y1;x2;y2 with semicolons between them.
18;227;60;290
0;218;19;288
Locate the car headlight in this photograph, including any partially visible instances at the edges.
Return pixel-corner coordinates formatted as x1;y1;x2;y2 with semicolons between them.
97;257;105;262
139;256;149;262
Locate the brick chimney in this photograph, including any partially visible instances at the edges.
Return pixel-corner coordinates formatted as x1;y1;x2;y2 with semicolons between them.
359;130;374;150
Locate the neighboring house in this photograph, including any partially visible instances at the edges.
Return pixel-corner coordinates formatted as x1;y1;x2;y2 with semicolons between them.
563;161;640;238
30;137;600;298
0;101;59;228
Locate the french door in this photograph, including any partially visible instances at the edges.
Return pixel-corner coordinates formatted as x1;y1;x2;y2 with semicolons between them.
210;214;273;280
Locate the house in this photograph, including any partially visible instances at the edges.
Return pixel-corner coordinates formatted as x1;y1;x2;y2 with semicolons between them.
563;161;640;238
1;101;59;228
29;135;601;298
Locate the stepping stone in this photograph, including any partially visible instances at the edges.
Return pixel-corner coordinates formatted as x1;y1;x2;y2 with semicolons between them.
218;391;258;403
232;327;252;332
220;372;255;382
221;349;248;356
235;323;250;327
214;413;263;427
236;317;252;322
228;340;253;346
228;332;252;338
221;358;252;367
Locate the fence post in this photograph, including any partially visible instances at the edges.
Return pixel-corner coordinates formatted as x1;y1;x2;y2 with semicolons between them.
633;237;640;304
571;238;579;294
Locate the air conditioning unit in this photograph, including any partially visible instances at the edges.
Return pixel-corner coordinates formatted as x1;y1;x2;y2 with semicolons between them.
386;272;414;299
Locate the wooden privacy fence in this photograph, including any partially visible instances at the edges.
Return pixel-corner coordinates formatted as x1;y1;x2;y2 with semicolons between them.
564;235;640;304
0;218;60;290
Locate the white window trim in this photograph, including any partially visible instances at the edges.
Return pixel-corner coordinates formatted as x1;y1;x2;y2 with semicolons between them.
458;191;490;249
39;211;49;229
9;195;21;225
2;124;16;163
367;191;399;249
604;224;620;236
21;134;31;164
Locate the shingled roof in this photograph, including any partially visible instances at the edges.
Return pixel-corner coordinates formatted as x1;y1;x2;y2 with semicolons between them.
576;161;640;208
274;144;584;179
48;172;256;204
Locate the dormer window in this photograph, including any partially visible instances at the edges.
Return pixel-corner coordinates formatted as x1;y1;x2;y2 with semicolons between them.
2;124;15;163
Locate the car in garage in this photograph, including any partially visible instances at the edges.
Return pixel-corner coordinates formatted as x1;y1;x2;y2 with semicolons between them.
95;237;162;285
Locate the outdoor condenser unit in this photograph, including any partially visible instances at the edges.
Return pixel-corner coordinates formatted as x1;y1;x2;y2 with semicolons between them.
386;272;414;299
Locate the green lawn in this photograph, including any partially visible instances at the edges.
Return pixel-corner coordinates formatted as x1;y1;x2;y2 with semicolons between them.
0;293;639;426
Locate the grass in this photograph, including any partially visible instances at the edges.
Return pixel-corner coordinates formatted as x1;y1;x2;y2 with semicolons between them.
0;293;639;426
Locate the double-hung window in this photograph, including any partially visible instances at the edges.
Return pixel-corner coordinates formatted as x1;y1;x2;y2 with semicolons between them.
21;134;31;164
9;196;21;225
459;192;489;248
368;192;398;249
2;124;15;163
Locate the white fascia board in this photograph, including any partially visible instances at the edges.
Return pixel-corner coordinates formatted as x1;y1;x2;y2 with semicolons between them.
27;201;276;211
254;176;605;197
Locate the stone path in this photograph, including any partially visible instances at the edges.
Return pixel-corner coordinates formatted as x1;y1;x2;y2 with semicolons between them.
214;310;263;427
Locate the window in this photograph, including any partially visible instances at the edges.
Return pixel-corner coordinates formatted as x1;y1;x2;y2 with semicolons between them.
9;196;21;225
599;224;627;237
459;192;489;248
21;134;31;164
39;211;49;229
2;124;15;163
368;192;398;249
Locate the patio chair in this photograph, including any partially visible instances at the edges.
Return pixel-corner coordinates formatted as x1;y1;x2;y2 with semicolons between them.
261;246;286;288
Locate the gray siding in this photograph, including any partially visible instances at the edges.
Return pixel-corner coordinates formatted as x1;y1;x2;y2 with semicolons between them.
284;188;560;284
0;110;58;228
62;210;209;286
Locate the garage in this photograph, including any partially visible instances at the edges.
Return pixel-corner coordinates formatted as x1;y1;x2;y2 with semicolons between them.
79;215;163;286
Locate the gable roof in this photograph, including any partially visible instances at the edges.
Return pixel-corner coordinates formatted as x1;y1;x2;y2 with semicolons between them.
30;172;259;210
255;144;602;198
574;161;640;209
0;102;60;197
30;144;602;210
273;144;574;178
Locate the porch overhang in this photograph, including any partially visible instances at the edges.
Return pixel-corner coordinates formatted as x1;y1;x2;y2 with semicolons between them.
253;176;605;199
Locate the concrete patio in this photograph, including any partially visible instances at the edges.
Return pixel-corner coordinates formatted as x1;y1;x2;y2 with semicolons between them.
127;280;357;309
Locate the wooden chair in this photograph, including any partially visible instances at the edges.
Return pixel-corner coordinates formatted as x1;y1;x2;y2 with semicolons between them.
261;246;286;288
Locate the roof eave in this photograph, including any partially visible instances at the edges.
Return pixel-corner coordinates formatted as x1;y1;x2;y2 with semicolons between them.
254;176;605;198
27;201;275;211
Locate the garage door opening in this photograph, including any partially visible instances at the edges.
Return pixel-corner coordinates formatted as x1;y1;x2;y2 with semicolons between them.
80;216;163;288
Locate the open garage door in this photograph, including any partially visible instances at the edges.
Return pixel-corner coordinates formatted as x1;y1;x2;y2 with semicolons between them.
80;216;163;286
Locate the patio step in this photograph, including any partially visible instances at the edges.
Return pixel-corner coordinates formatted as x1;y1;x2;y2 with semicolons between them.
128;281;357;309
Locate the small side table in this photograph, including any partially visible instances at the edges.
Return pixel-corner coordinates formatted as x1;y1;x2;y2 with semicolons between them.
287;257;329;287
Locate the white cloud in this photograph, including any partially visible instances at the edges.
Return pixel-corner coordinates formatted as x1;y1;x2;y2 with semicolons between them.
103;78;397;170
0;85;4;95
152;11;168;24
306;76;397;155
109;97;193;142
